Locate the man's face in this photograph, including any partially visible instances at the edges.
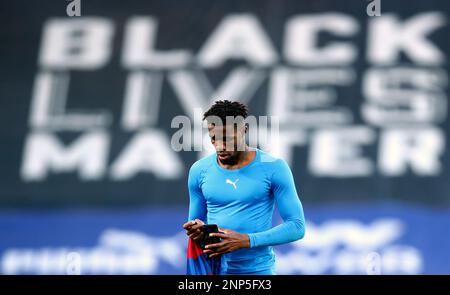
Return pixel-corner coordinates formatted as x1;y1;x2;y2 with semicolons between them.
208;124;245;164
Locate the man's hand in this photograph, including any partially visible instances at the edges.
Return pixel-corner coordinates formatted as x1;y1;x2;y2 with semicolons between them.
183;219;205;241
203;228;250;258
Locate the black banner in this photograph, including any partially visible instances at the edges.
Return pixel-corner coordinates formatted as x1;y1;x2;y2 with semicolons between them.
0;0;449;207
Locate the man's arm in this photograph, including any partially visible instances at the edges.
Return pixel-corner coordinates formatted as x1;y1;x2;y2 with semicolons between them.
187;165;207;221
183;165;207;241
247;159;305;248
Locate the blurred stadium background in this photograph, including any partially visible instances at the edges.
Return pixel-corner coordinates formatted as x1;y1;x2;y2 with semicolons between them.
0;0;449;274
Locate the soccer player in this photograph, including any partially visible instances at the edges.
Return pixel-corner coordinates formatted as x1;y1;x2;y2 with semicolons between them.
183;100;305;275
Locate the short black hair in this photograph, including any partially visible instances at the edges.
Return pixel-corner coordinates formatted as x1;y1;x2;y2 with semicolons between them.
203;100;249;123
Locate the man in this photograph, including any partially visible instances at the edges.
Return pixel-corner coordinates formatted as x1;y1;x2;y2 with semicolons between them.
183;100;305;275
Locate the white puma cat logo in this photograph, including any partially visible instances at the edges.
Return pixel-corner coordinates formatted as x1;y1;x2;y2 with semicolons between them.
226;178;239;189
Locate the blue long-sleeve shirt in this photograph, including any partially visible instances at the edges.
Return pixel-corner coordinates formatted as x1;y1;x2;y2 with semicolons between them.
187;148;306;274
